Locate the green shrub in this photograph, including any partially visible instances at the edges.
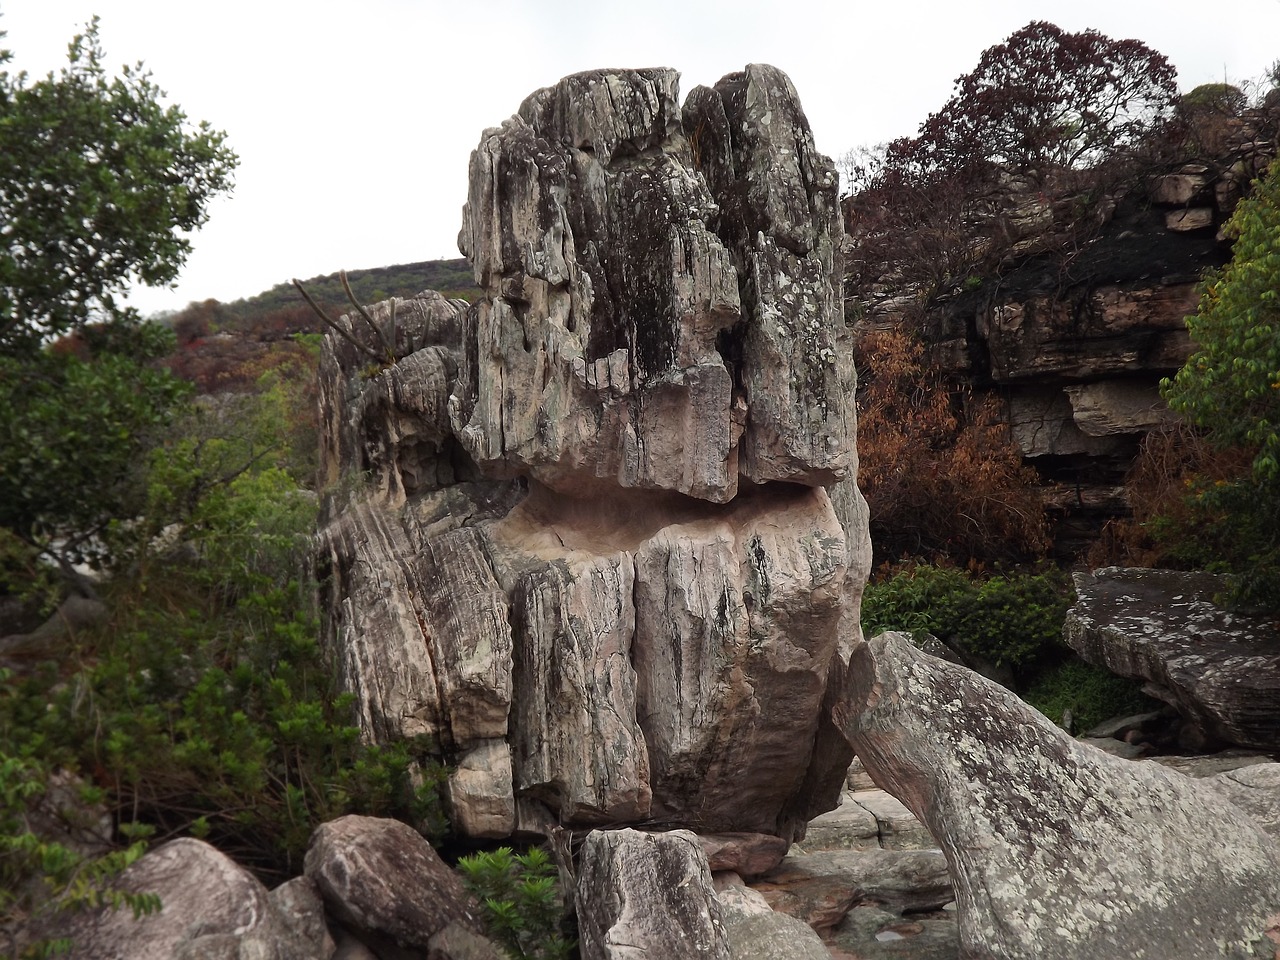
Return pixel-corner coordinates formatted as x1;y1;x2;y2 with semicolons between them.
862;563;1072;676
1023;659;1157;733
0;747;160;959
457;846;574;960
0;385;448;884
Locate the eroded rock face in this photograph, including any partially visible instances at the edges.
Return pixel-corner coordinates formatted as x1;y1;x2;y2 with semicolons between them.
834;631;1280;960
1065;567;1280;751
317;65;869;842
575;828;730;960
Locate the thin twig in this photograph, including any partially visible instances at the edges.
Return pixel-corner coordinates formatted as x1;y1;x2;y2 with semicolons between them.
340;270;394;360
291;278;385;364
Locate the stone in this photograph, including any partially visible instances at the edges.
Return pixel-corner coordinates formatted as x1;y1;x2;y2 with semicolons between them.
629;484;848;836
270;878;335;959
1064;380;1176;436
698;833;791;877
575;828;730;960
753;849;952;930
848;789;936;851
845;756;877;792
427;921;508;960
447;740;517;838
1151;171;1212;206
58;839;311;960
979;283;1197;383
716;882;831;959
834;630;1280;960
825;905;958;960
1203;763;1280;840
1065;567;1280;751
1007;387;1131;459
1150;751;1275;779
304;816;486;957
1083;708;1168;740
1165;207;1216;231
800;792;880;851
316;63;870;843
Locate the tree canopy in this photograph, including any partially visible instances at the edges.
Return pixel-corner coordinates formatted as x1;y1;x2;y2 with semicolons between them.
1164;156;1280;484
864;21;1179;193
1160;156;1280;608
0;18;236;588
0;17;237;356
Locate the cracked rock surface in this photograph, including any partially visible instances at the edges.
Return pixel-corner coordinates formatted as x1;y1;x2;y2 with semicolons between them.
317;65;870;842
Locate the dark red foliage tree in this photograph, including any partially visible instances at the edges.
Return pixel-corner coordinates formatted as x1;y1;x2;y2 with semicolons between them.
915;21;1179;181
844;22;1180;311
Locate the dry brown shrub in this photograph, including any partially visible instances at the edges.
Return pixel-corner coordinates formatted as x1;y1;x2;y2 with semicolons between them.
855;328;1048;564
1087;420;1254;568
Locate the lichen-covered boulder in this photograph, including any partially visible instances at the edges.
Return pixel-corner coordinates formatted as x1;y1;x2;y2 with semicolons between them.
1065;567;1280;751
834;631;1280;959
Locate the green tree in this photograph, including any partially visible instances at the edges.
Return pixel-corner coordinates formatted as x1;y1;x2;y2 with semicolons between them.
0;328;189;591
0;16;236;356
0;18;235;595
1162;156;1280;607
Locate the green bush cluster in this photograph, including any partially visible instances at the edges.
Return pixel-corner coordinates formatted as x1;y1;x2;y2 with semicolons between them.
1;446;446;885
861;564;1072;675
1022;660;1156;734
1160;156;1280;611
1;749;160;959
457;846;574;960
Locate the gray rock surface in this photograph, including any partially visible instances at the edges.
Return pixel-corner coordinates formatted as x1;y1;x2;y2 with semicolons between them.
304;815;486;958
801;789;936;852
1203;762;1280;840
1065;567;1280;751
576;828;730;960
834;631;1280;959
715;880;830;959
59;838;317;960
317;64;870;842
753;849;952;931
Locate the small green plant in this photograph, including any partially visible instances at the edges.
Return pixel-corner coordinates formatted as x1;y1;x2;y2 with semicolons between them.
0;748;161;959
862;563;1072;676
457;846;574;960
1023;659;1156;733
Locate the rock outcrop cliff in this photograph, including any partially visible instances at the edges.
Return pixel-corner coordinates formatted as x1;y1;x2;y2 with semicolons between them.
850;114;1277;548
317;64;871;844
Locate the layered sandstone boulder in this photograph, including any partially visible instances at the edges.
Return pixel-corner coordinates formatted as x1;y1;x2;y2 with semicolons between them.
317;64;870;842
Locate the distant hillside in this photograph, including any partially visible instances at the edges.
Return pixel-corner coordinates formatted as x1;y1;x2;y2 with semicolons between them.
228;258;480;326
162;258;480;392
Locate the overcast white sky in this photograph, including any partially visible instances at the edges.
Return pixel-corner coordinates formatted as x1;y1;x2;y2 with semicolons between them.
5;1;1280;316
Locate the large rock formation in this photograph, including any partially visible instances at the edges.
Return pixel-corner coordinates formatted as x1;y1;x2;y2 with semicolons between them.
1065;567;1280;752
849;115;1278;548
317;64;870;843
834;631;1280;960
576;828;730;960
